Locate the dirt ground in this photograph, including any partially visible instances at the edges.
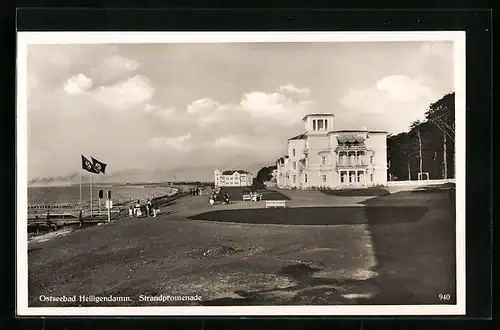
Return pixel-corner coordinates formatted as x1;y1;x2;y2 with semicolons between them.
27;186;456;307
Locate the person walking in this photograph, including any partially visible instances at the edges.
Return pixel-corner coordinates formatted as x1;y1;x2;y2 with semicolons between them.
146;199;152;217
134;200;141;217
152;198;159;217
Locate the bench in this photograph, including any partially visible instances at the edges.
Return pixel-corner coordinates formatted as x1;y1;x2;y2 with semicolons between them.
265;200;287;208
242;194;252;201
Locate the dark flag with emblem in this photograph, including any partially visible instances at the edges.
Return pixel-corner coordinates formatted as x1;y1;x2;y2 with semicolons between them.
91;157;107;174
82;155;99;173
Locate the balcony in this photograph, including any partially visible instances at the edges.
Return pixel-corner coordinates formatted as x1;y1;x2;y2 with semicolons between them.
335;144;367;152
336;161;368;169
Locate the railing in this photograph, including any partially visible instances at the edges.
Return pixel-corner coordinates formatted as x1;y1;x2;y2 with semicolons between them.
336;161;368;168
28;204;79;211
335;145;367;152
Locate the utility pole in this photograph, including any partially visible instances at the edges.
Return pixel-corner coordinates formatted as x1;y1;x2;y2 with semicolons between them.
408;154;411;181
443;133;448;179
416;128;423;175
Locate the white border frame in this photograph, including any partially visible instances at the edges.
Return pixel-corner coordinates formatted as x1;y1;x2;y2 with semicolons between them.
16;31;466;316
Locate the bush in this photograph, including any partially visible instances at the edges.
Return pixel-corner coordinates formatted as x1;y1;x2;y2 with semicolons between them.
251;182;266;190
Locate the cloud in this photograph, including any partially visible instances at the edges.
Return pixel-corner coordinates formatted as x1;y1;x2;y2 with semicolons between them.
339;74;445;134
143;103;160;113
278;83;311;96
149;133;192;151
184;84;314;129
101;55;141;72
90;55;142;85
418;41;452;59
155;107;176;121
214;134;247;148
187;98;222;114
63;73;93;95
186;98;234;127
93;74;155;111
405;41;454;87
375;75;433;103
239;90;311;125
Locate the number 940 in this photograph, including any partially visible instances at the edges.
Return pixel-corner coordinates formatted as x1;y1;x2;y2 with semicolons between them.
439;293;451;301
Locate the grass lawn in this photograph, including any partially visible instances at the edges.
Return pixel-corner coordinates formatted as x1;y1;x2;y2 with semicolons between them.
320;187;390;197
188;206;429;226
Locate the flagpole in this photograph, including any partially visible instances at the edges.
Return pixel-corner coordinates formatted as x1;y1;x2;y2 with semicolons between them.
90;172;93;217
79;173;82;205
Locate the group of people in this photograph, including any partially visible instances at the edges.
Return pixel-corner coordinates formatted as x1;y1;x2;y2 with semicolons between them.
208;188;230;206
129;198;160;218
189;187;202;196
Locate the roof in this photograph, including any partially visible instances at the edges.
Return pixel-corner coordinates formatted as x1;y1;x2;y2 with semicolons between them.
302;113;335;121
336;135;365;143
328;129;388;134
288;133;307;141
221;170;250;175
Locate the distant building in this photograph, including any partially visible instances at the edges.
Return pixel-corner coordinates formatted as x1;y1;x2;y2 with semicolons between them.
214;169;254;187
276;113;388;189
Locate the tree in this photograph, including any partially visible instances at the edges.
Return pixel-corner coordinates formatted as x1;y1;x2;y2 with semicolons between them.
387;132;412;181
425;92;455;178
256;166;276;183
387;92;455;181
409;120;424;178
425;92;455;142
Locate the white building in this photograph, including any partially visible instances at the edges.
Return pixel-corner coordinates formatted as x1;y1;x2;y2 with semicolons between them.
271;168;278;182
276;113;388;189
214;169;254;187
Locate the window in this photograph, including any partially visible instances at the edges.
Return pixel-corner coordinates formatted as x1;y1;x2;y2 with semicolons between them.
340;174;345;183
357;172;362;182
370;174;374;182
304;174;308;183
318;119;324;130
322;174;327;183
325;119;328;130
370;156;374;164
293;162;297;170
293;175;297;184
292;148;296;157
321;156;326;165
313;120;317;130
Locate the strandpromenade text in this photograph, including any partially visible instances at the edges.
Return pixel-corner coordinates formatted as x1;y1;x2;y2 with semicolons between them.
39;294;203;304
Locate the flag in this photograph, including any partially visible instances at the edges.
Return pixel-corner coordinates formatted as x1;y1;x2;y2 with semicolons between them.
91;157;107;174
82;155;99;173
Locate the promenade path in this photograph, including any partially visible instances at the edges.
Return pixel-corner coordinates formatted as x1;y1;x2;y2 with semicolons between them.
27;185;455;307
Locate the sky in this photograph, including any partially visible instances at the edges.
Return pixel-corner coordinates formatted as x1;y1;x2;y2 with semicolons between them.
25;40;454;180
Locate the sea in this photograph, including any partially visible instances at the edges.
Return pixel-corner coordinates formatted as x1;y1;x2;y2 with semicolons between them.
27;184;179;206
